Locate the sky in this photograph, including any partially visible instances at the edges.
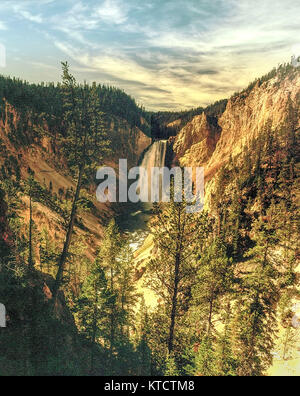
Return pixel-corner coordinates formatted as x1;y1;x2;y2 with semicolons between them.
0;0;300;111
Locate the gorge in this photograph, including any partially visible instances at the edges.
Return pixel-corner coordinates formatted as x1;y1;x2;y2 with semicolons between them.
0;62;299;376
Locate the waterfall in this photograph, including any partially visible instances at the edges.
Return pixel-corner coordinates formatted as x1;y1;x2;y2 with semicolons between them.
117;140;168;233
138;140;168;202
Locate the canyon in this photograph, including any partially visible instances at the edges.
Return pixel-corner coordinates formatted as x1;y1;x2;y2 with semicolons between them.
0;63;299;376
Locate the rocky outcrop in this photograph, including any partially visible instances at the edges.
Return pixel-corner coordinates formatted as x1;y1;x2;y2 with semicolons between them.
0;102;152;263
173;112;220;168
173;69;300;180
108;117;151;168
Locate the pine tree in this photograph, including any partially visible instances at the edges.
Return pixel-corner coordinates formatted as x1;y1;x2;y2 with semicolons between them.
117;243;140;337
24;173;41;270
164;354;179;376
146;183;208;355
231;208;281;376
74;254;111;374
97;219;122;361
278;292;299;361
214;298;237;376
28;175;34;269
52;63;110;300
185;336;217;376
190;237;233;337
39;227;59;275
185;238;235;376
135;297;152;376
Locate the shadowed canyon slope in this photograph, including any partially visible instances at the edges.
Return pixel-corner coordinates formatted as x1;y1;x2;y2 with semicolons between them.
0;94;151;261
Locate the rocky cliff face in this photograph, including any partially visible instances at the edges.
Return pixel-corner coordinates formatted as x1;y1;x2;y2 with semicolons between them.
173;68;300;180
0;103;151;262
108;117;151;168
173;112;220;168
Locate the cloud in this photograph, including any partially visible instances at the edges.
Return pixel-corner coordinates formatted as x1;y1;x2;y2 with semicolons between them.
1;0;300;110
0;21;7;30
17;9;43;23
53;40;227;110
0;1;46;23
95;0;128;25
29;61;58;70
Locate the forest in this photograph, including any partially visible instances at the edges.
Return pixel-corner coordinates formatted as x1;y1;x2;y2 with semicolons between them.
0;62;299;376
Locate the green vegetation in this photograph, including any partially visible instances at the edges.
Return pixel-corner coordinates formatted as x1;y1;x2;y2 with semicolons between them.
0;63;299;376
0;73;151;143
232;62;300;100
151;99;227;139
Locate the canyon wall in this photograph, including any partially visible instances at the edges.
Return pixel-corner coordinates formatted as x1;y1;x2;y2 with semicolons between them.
173;68;300;181
0;104;151;261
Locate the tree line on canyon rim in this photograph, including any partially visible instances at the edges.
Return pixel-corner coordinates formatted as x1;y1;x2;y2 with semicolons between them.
0;63;299;375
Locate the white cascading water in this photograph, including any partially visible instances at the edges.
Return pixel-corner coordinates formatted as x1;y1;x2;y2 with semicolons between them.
138;140;168;202
117;140;168;237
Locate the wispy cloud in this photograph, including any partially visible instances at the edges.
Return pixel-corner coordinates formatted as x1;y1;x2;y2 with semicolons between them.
17;9;43;23
0;0;299;110
0;21;7;30
95;0;128;25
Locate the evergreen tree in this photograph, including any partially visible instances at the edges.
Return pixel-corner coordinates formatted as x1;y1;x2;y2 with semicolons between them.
164;354;179;376
190;237;234;337
39;228;59;275
93;219;139;373
74;255;111;374
146;184;208;355
135;297;152;376
185;336;217;376
97;219;122;360
53;63;110;299
231;208;281;376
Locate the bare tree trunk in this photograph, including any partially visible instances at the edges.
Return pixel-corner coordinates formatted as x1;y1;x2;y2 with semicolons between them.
28;185;34;269
52;165;84;300
89;279;99;374
207;298;213;335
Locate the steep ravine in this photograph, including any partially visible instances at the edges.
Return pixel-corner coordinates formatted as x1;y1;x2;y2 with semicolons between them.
173;69;300;182
133;69;300;375
0;102;151;262
135;69;300;272
1;65;299;376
